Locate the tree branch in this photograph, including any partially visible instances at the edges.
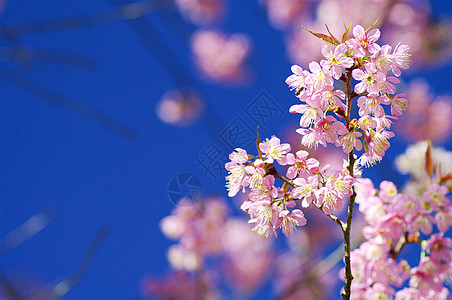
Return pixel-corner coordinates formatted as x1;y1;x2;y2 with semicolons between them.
341;69;356;300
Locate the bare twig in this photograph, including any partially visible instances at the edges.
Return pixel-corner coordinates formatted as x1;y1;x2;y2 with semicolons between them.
0;0;171;141
0;0;169;38
110;0;227;139
0;269;25;300
0;207;58;257
0;48;101;72
49;226;111;300
0;65;138;141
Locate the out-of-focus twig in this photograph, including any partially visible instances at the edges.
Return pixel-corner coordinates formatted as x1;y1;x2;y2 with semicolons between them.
0;0;170;38
0;208;57;299
0;207;58;257
0;0;172;141
0;65;138;141
49;226;111;300
0;48;101;72
110;0;227;139
0;269;25;300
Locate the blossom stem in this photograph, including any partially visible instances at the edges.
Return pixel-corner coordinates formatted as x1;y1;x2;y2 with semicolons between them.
342;154;356;300
342;70;356;300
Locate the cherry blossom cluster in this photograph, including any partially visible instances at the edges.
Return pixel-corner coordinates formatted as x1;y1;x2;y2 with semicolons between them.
287;25;410;168
344;178;452;298
225;135;355;238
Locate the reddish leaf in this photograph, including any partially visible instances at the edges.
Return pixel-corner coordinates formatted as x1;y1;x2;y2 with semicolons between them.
325;25;340;45
425;140;434;179
302;26;339;46
437;162;442;182
256;126;263;158
440;173;452;184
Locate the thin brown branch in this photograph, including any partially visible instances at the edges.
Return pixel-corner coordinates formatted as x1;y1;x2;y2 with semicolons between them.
311;202;344;228
341;69;357;300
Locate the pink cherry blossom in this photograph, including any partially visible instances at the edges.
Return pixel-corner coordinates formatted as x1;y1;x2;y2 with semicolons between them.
355;178;377;203
390;93;408;116
292;175;319;208
423;233;452;269
305;61;334;91
320;43;354;79
423;184;450;211
379;180;398;202
337;130;363;154
367;129;395;157
357;95;386;118
289;104;321;127
392;43;411;75
285;150;319;179
259;136;291;164
345;25;381;57
315;186;343;214
225;148;250;197
248;200;281;238
435;207;452;232
352;63;386;96
309;89;346;112
276;209;307;237
286;64;310;92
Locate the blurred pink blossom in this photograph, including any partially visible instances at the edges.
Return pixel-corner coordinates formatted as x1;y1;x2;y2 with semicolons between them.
275;249;335;299
262;0;309;29
221;219;273;295
156;89;203;126
395;79;452;143
142;270;221;300
174;0;226;25
191;30;252;84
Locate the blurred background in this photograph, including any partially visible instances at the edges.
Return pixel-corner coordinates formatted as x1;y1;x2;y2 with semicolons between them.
1;0;452;299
